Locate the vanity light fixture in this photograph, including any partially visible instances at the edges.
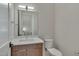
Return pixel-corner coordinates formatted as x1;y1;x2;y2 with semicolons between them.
18;5;35;11
18;5;26;9
28;6;35;10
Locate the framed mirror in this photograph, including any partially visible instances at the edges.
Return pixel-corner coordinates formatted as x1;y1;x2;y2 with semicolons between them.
18;10;38;36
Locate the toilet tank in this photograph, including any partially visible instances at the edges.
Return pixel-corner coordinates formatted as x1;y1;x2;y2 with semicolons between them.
44;39;54;48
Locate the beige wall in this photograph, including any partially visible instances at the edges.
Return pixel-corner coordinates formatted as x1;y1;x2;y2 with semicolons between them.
37;3;54;39
55;4;79;56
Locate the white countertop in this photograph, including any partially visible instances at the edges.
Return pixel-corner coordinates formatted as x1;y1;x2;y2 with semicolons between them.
11;36;44;46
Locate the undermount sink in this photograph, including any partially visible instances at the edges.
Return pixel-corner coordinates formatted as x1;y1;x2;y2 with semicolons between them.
11;36;44;45
18;38;36;42
19;39;31;41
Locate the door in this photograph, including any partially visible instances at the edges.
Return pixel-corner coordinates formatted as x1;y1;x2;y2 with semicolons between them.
0;3;9;56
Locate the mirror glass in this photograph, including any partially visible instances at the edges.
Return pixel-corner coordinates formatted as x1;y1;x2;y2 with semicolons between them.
18;10;38;36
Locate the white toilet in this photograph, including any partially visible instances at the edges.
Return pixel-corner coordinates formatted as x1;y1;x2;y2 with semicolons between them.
43;39;63;56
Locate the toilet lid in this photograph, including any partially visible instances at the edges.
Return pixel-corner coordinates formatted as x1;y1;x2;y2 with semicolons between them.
47;48;62;56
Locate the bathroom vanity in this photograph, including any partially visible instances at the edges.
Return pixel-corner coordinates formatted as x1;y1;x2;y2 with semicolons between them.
10;36;44;56
10;4;44;56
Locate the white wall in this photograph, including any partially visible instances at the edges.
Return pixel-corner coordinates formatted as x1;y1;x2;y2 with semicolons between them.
55;4;79;56
9;4;15;39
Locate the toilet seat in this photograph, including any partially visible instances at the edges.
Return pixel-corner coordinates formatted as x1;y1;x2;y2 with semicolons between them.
47;48;63;56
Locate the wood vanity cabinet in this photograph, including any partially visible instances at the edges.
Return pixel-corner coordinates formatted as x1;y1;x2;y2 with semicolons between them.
11;43;43;56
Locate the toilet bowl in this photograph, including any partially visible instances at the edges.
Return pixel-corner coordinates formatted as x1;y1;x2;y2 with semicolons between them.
43;39;63;56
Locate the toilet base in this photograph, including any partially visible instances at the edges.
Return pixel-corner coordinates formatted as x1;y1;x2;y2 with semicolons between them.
47;48;63;56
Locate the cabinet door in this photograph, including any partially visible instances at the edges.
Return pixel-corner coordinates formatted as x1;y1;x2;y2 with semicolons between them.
11;45;27;56
11;43;43;56
26;43;43;56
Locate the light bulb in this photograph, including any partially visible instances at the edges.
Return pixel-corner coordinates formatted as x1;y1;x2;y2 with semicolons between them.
22;27;27;32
